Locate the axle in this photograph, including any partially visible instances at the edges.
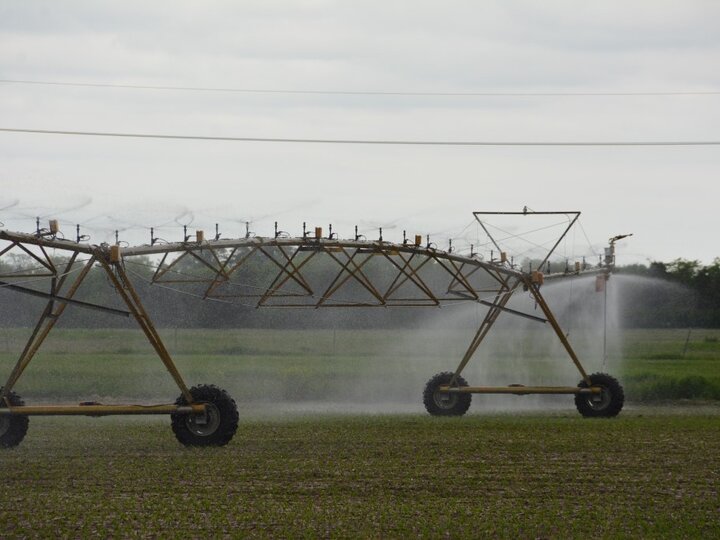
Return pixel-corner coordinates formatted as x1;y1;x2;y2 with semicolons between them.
0;403;207;416
440;385;602;395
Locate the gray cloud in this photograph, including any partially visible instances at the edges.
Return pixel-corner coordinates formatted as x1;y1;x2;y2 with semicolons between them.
1;1;719;263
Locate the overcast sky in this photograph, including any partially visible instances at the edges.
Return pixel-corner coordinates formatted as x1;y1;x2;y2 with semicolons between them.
1;1;719;265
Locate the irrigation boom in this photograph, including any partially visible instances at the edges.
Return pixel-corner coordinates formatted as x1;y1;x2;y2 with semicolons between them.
0;211;625;447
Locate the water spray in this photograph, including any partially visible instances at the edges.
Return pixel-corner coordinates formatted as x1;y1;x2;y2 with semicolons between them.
0;208;630;449
601;233;634;369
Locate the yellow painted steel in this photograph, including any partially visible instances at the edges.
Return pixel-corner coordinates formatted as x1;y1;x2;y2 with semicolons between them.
525;280;592;384
110;244;121;263
0;212;615;426
449;279;520;384
440;385;601;395
99;259;195;403
1;257;97;396
0;404;207;416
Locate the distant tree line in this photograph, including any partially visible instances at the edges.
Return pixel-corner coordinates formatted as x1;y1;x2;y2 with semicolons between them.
1;254;719;329
0;253;438;330
616;259;720;327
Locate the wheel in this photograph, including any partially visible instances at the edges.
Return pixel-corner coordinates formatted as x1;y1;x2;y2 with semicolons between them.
0;389;29;448
423;372;471;416
575;373;624;418
171;384;239;447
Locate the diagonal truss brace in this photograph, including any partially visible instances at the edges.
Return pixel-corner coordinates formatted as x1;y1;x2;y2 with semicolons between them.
0;212;606;409
1;256;97;401
448;275;591;388
0;246;195;405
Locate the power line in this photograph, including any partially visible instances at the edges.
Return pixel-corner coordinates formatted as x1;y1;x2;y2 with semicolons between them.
1;127;719;146
1;78;719;97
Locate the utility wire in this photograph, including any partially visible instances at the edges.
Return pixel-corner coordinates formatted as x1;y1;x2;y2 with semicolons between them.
2;79;719;97
1;127;719;146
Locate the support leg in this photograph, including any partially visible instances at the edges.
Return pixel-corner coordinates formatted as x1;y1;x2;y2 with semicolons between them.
103;258;239;445
98;259;194;403
1;257;96;399
449;279;520;385
525;281;591;384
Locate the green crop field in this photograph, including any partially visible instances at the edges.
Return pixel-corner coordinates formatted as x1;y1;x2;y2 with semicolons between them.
1;414;719;537
1;327;719;404
1;328;719;537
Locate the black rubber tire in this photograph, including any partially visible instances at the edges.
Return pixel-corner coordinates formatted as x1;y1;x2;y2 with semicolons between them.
171;384;239;447
575;372;624;418
423;372;472;416
0;388;29;449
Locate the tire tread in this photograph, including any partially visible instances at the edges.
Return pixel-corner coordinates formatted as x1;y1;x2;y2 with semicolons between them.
575;372;624;418
171;384;239;447
423;371;471;416
0;388;29;448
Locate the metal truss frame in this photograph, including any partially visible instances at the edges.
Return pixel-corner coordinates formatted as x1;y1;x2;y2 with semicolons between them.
0;211;607;420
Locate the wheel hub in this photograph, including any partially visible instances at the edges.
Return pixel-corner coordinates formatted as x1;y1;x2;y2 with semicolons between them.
434;390;458;409
587;386;611;410
185;402;221;437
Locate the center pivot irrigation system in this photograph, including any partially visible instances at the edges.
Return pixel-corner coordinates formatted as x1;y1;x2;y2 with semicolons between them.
0;210;628;448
